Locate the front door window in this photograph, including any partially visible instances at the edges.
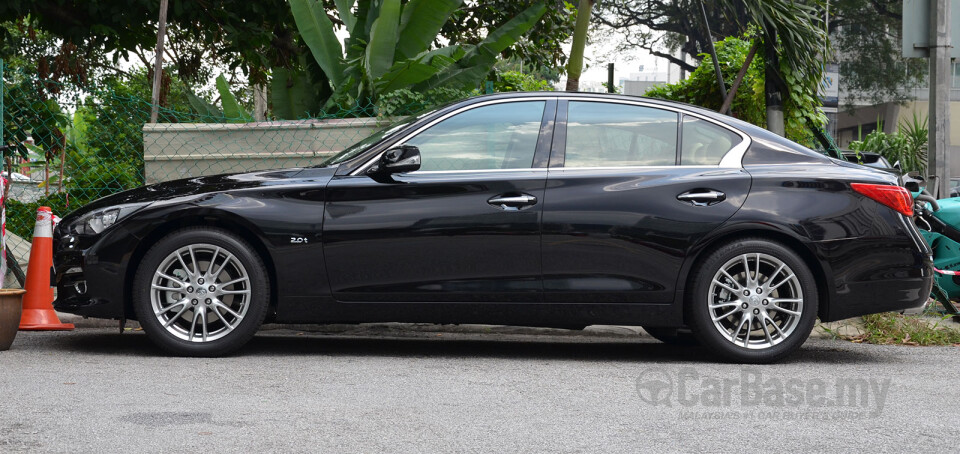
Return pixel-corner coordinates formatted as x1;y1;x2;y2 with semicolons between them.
404;101;546;171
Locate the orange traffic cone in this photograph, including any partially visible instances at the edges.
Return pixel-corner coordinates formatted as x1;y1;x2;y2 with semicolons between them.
19;206;73;331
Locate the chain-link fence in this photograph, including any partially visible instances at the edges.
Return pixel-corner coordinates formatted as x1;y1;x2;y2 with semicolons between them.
0;60;434;258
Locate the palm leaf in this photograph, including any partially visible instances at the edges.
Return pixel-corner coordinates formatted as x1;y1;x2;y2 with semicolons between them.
421;2;546;90
290;0;347;88
215;75;254;122
185;90;223;119
375;46;466;93
396;0;463;59
334;0;356;33
364;0;401;81
271;67;322;120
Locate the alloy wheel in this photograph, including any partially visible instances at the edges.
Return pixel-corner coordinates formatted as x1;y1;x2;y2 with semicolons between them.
149;243;252;342
707;252;804;349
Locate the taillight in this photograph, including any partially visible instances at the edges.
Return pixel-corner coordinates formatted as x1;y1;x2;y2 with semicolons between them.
850;183;914;216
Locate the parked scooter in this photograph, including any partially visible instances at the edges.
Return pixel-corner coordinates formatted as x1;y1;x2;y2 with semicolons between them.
906;174;960;317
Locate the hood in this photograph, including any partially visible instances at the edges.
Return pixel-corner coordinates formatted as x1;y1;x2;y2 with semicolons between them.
64;166;339;220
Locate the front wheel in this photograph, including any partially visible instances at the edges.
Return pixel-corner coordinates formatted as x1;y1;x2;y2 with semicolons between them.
686;239;818;364
132;227;270;357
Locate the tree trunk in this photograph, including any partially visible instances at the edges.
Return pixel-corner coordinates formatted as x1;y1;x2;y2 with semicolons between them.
565;0;595;91
764;32;785;136
253;84;268;121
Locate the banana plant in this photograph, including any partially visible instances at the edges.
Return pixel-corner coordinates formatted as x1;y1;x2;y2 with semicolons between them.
185;75;254;122
288;0;547;110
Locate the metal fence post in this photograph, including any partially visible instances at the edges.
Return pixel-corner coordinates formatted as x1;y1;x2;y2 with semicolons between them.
1;58;4;162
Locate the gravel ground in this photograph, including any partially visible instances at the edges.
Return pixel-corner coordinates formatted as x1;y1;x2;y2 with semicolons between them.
1;327;958;453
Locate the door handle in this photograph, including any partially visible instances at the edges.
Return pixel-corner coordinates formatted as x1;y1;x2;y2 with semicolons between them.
488;194;538;210
677;190;726;206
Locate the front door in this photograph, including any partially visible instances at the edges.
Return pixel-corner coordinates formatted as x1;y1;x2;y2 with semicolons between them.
323;99;555;303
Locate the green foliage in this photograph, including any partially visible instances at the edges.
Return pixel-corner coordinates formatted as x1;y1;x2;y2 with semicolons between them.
5;193;71;239
214;75;253;122
832;0;927;108
644;36;766;126
288;0;548;111
644;35;826;145
493;71;554;92
594;1;827;93
375;86;477;118
1;78;68;161
848;313;960;346
442;1;576;72
0;0;299;85
185;90;222;119
848;114;929;174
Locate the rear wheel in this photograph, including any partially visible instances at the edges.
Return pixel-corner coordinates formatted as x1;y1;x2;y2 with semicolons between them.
133;228;270;357
687;239;817;364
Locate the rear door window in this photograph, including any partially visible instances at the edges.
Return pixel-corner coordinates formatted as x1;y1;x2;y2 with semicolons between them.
680;116;743;165
563;102;679;167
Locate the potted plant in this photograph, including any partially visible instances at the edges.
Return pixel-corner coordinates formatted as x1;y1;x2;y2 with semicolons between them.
0;288;25;350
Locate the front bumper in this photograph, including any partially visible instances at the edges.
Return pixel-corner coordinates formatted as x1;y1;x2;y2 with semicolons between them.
52;228;130;320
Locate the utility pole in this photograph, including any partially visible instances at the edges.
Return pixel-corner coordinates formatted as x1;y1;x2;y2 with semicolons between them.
929;0;951;197
149;0;170;124
607;63;614;93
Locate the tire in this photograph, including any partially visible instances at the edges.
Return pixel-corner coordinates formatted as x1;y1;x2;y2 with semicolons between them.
686;238;818;364
133;227;270;357
643;327;700;346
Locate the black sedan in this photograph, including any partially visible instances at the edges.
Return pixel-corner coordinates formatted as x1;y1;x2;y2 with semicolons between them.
52;93;933;363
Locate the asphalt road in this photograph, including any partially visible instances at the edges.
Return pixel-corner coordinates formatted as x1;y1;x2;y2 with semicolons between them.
1;327;958;453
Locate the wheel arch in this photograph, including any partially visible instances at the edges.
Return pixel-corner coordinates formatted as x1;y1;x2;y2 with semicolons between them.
678;225;832;324
123;211;279;321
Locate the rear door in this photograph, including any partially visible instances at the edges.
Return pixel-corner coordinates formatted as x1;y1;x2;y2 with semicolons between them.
541;100;752;304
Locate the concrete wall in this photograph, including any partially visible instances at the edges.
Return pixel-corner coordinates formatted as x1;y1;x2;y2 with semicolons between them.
142;118;385;183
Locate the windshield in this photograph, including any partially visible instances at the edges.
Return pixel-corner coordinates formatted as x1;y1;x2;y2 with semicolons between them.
316;110;433;166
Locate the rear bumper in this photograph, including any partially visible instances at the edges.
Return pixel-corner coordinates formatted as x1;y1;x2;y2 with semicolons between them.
817;216;934;321
826;275;933;321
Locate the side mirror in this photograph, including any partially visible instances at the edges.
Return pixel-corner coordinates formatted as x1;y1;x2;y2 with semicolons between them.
368;145;421;176
904;181;921;192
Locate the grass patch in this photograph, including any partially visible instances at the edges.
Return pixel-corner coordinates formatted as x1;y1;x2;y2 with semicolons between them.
845;312;960;346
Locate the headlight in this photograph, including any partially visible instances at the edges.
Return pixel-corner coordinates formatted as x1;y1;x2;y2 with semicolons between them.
70;203;150;235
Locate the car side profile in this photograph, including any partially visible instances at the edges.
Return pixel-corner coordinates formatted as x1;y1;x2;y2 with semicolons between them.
52;93;933;363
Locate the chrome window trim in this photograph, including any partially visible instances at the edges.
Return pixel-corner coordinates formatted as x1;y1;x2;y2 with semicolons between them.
350;96;751;176
398;168;549;175
545;165;736;172
368;165;735;177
